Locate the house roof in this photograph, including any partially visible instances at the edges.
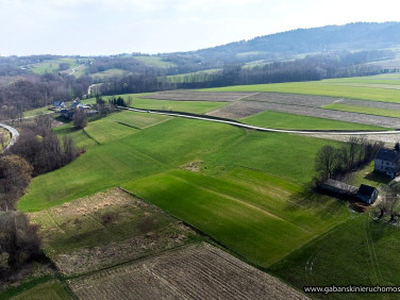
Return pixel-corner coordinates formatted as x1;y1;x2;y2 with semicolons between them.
358;184;377;197
376;148;399;162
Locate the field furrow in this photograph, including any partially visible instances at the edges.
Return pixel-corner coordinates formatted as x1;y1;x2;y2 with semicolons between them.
68;243;308;300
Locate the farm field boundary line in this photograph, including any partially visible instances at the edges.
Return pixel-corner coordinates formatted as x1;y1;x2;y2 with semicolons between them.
119;106;400;136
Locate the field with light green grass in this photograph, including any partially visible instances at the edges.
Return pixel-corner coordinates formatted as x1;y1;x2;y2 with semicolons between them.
23;107;55;118
90;68;130;79
7;280;72;300
18;107;350;270
27;58;81;75
123;169;347;267
83;93;228;114
241;111;388;131
134;56;176;68
166;69;221;83
14;76;400;298
203;77;400;103
324;103;400;118
270;214;400;299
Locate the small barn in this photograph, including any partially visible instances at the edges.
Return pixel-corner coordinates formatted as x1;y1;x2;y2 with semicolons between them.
320;179;358;196
357;184;379;205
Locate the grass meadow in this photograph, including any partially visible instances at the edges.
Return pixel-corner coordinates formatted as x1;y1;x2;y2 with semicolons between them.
123;169;347;267
324;103;400;118
7;280;73;300
203;75;400;103
28;58;81;75
14;76;400;298
18;109;349;269
133;56;177;69
241;111;388;131
270;214;400;299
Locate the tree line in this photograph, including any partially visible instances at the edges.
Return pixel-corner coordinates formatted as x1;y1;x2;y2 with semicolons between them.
0;116;82;278
314;137;383;185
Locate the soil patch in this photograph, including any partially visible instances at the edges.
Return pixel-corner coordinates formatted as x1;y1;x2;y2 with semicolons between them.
29;188;197;276
68;243;308;300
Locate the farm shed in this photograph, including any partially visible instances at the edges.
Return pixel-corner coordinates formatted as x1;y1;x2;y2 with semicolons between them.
374;148;400;178
320;179;358;196
357;184;378;205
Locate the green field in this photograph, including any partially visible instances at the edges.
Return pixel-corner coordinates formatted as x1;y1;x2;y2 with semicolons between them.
324;103;400;119
83;93;228;114
241;111;388;131
7;280;72;300
23;107;55;118
90;68;130;80
18;109;349;269
123;169;347;267
203;78;400;103
134;56;176;68
270;214;400;299
166;69;221;83
26;58;81;75
14;76;400;297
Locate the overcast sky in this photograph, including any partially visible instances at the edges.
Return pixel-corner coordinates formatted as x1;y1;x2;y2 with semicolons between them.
0;0;399;56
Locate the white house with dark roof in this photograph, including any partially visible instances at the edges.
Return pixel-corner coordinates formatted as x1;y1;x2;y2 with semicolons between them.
374;148;400;178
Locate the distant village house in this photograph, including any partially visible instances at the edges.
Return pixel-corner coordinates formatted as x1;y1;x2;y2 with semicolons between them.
53;101;65;111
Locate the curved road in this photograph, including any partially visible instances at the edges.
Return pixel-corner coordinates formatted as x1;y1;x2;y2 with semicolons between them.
122;107;400;136
0;122;19;151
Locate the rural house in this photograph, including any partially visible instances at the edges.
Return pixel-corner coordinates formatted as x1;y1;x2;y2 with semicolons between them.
53;101;65;110
374;148;400;177
357;184;379;204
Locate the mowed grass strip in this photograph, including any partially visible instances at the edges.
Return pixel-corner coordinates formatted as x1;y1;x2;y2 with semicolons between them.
203;81;400;103
269;215;400;299
324;103;400;118
123;169;347;267
240;111;387;130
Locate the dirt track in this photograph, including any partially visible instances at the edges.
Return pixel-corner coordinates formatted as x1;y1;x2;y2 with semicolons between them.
68;243;308;300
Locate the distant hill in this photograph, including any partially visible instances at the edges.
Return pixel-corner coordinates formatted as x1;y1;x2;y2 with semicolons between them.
160;22;400;68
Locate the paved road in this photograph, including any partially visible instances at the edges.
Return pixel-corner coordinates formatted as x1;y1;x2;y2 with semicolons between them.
0;122;19;151
122;106;400;136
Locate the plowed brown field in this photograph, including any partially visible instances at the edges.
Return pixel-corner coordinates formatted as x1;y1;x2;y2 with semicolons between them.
68;243;308;300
